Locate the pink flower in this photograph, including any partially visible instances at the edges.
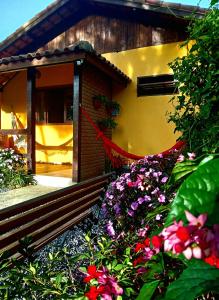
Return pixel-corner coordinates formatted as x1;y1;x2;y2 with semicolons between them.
177;154;185;162
188;152;196;160
185;211;207;228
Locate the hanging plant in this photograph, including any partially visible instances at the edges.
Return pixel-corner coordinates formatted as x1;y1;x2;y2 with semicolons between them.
97;118;117;131
105;101;120;117
92;95;108;110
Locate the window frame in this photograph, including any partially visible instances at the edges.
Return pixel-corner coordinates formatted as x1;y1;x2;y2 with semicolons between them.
137;74;178;97
35;85;73;124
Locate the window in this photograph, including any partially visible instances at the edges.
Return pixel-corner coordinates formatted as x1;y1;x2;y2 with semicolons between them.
137;74;178;97
35;87;73;123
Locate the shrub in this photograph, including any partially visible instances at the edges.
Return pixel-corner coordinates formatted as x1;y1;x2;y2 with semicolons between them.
102;152;179;237
168;1;219;155
0;148;35;191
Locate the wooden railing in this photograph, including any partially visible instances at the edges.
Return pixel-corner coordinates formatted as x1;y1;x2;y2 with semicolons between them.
0;173;111;258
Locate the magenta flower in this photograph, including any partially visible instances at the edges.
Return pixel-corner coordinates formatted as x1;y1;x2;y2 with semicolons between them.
128;209;134;217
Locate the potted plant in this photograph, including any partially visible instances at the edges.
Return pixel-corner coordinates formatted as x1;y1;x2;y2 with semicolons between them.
92;95;108;110
97;118;117;131
105;100;120;117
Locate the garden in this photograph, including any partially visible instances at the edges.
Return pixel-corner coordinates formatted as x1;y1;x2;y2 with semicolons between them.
0;1;219;299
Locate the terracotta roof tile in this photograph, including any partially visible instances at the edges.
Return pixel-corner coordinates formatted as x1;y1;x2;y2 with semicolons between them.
0;41;131;83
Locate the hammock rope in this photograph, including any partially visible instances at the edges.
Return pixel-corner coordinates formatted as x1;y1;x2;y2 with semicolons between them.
80;106;185;168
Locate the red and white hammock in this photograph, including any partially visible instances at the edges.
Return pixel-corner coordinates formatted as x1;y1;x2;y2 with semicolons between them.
81;107;185;168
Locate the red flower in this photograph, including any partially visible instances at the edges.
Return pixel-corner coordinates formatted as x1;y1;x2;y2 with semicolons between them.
176;226;190;242
144;238;150;247
85;286;105;300
135;243;144;252
151;235;163;249
204;255;219;268
84;265;103;283
133;255;145;266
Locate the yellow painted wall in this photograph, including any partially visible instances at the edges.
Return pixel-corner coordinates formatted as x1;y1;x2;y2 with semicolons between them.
36;124;73;163
1;70;27;129
0;64;73;164
103;42;188;156
36;64;73;88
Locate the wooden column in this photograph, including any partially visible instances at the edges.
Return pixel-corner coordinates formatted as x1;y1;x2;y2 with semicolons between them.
26;68;36;174
72;60;82;182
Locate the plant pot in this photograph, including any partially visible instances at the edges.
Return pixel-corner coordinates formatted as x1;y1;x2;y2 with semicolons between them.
93;98;102;110
98;123;107;132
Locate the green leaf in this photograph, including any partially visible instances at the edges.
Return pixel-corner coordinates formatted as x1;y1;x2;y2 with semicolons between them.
29;264;36;275
170;160;198;183
164;260;219;300
166;159;219;226
136;280;160;300
114;264;124;271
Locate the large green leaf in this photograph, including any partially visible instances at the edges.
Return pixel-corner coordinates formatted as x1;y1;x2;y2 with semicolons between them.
136;280;160;300
166;158;219;226
164;260;219;300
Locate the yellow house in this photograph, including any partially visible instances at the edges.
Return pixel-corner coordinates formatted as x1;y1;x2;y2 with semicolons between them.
0;0;206;182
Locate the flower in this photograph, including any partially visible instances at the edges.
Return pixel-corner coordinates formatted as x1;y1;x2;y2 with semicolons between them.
151;235;163;249
177;154;185;162
188;152;196;160
106;221;116;237
131;201;139;210
85;286;105;300
185;211;207;228
84;265;103;283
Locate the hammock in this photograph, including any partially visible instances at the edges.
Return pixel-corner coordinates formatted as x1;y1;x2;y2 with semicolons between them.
80;107;185;168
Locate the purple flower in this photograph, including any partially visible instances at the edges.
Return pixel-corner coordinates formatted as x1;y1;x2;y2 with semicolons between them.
113;203;121;215
106;220;116;237
131;201;139;210
144;195;151;202
138;197;145;204
151;187;160;195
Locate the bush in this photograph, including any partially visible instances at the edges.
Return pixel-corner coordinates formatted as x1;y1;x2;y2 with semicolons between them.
0;148;35;191
168;1;219;155
102;152;179;237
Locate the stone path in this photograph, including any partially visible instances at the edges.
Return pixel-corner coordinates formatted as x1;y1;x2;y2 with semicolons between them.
0;174;76;211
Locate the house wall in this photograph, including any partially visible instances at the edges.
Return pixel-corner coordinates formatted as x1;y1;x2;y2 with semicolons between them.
1;71;27;130
80;63;112;181
35;63;73;164
35;124;73;163
39;15;186;54
103;42;188;156
37;15;188;157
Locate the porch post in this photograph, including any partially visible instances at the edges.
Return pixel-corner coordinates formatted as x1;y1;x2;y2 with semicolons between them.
26;68;36;174
72;60;82;182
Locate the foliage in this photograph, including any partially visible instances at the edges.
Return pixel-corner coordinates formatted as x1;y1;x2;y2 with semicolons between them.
166;158;219;226
168;2;219;155
97;118;118;130
0;148;36;190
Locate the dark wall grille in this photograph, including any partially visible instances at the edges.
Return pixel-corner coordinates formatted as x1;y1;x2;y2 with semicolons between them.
137;74;178;96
